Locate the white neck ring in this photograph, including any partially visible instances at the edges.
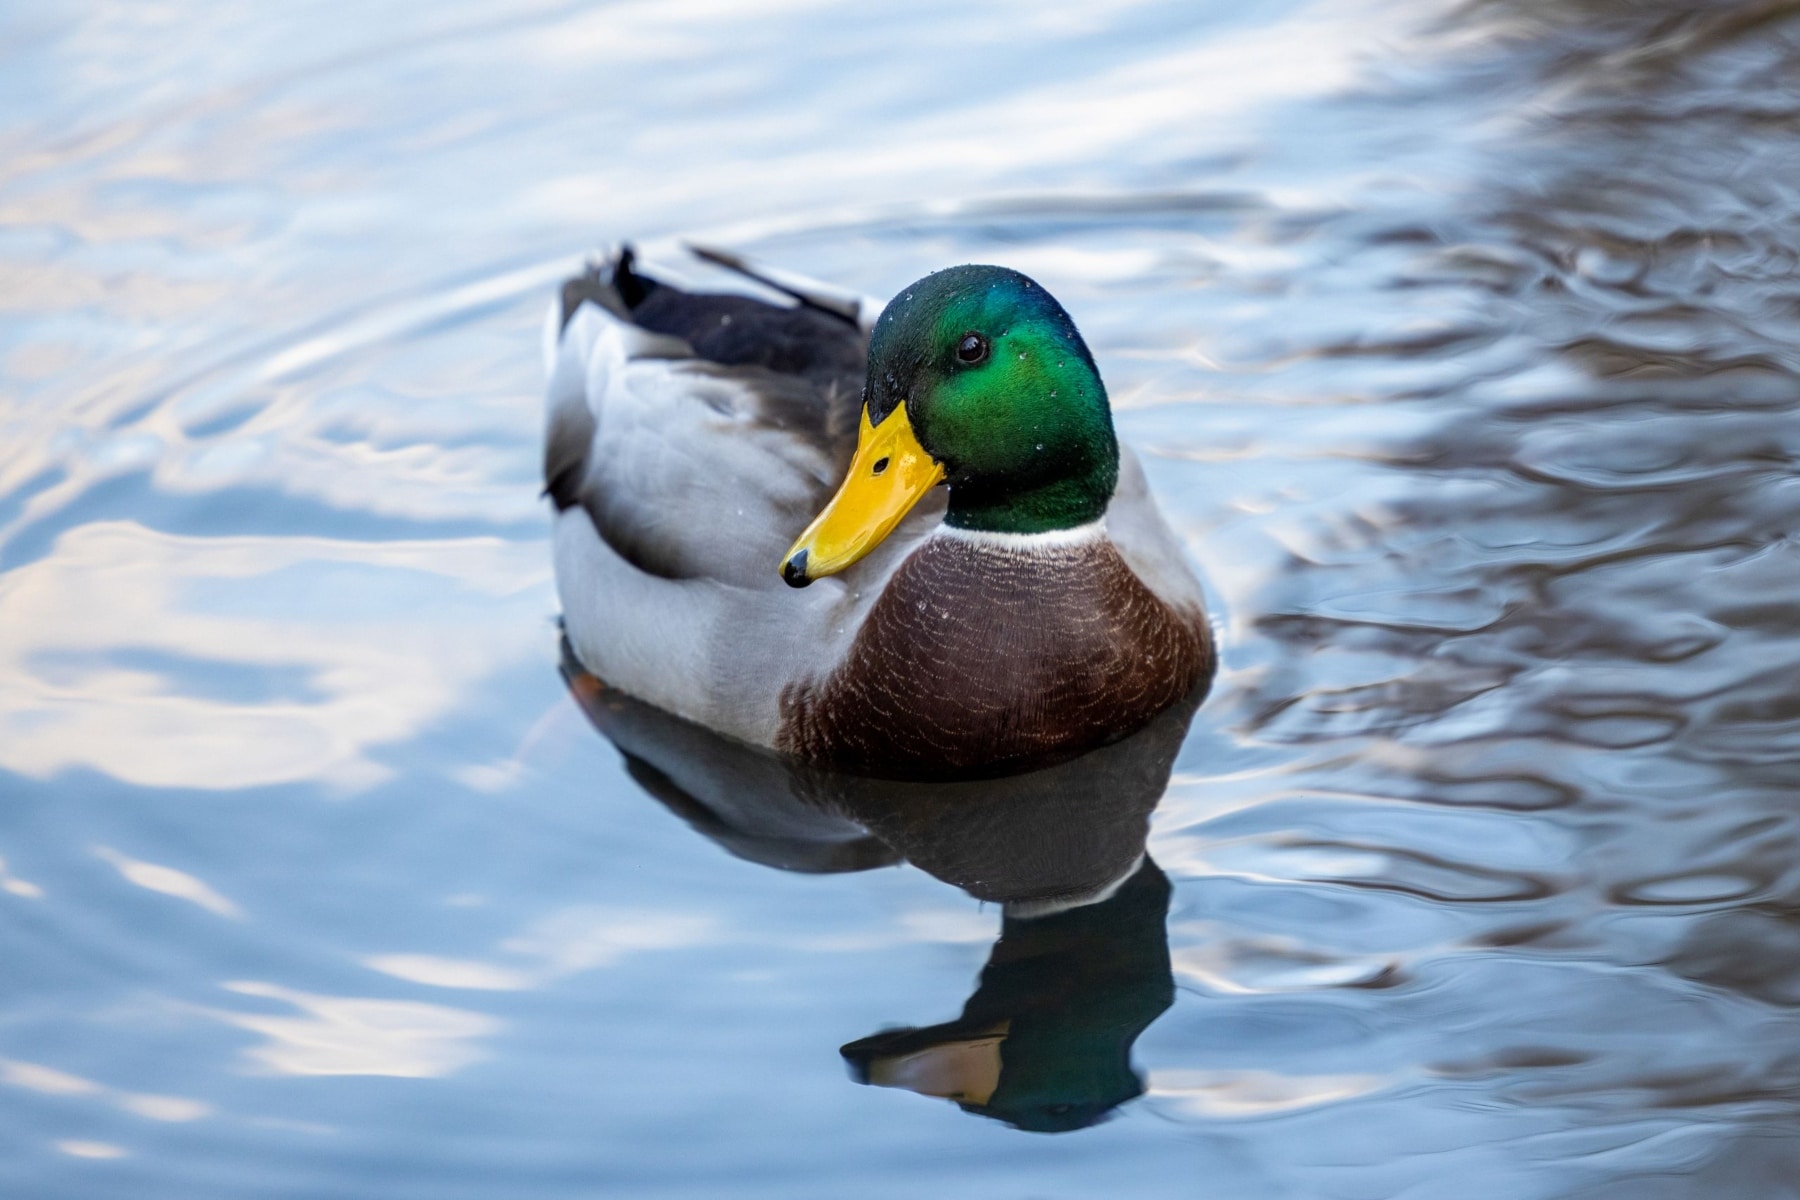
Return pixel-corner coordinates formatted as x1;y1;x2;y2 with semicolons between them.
933;518;1107;552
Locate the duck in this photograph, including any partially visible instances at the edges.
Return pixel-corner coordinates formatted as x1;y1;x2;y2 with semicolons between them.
545;245;1213;781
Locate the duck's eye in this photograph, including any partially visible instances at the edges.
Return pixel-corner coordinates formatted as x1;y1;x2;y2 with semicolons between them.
871;456;890;476
956;333;989;365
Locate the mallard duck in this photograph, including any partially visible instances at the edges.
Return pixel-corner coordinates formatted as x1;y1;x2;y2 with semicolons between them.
545;246;1212;780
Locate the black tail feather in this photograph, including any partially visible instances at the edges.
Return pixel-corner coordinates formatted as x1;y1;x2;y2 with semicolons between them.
558;245;654;333
612;245;655;309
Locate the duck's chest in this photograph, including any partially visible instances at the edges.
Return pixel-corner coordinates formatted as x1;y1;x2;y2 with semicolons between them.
776;534;1211;779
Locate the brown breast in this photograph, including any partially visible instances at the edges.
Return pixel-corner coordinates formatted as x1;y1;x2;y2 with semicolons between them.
776;534;1213;779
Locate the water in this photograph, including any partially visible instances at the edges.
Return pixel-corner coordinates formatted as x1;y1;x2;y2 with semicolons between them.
5;0;1800;1195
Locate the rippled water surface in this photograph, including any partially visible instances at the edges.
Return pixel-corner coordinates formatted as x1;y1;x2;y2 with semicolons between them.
7;1;1800;1195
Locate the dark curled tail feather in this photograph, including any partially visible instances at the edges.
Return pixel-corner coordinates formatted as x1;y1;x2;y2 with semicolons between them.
559;246;649;334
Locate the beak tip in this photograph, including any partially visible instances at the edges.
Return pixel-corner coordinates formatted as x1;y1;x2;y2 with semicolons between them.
781;549;812;588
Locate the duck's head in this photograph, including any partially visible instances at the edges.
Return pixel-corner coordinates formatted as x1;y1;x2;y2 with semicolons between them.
781;265;1117;586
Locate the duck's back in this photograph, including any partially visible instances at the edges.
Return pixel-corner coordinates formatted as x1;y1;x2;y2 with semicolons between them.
546;250;869;588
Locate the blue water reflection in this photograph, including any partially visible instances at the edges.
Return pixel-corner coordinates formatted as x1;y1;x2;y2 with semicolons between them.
6;0;1800;1196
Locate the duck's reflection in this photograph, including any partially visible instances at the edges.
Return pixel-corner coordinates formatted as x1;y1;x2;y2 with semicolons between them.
562;641;1195;1132
842;858;1172;1133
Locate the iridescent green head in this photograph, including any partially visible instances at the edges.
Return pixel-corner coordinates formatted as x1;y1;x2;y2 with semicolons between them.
780;265;1118;585
867;265;1117;534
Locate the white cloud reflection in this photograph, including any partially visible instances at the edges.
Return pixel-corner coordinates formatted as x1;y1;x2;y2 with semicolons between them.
1;1057;211;1124
93;845;241;918
219;981;500;1078
0;854;43;898
364;906;718;992
1149;1068;1389;1118
0;521;548;791
519;0;1420;240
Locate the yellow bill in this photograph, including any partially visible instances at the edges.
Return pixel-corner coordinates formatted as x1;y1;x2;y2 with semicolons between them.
781;403;944;587
863;1029;1008;1105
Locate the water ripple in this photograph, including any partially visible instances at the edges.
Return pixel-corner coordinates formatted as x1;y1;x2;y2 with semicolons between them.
7;0;1800;1195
